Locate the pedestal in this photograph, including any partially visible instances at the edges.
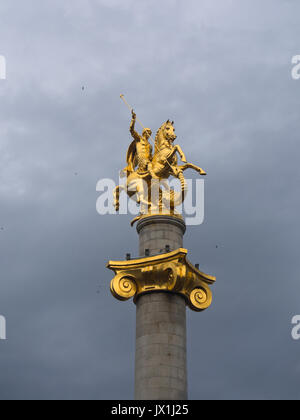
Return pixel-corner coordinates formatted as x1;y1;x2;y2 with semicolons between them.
107;215;215;401
135;215;187;400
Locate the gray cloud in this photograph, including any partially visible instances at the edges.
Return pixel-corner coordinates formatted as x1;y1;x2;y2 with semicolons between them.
0;0;299;400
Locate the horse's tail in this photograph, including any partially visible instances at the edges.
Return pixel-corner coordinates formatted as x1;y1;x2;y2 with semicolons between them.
113;185;121;212
168;171;188;208
178;171;187;203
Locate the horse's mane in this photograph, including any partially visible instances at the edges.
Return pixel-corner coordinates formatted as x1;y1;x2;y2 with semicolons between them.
155;120;174;153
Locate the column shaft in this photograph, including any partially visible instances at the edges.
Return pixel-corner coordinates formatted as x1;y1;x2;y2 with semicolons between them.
135;216;187;400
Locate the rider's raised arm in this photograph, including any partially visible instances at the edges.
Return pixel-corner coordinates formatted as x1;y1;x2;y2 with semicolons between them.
130;110;140;142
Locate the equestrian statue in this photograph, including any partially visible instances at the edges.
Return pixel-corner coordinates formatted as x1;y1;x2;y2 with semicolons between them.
114;95;207;224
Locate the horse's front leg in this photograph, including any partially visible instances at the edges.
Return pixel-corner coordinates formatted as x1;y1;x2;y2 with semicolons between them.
165;145;187;163
165;147;178;163
175;145;187;163
179;163;207;176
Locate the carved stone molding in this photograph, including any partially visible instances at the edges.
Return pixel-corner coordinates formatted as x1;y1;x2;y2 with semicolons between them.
136;214;186;234
107;248;216;312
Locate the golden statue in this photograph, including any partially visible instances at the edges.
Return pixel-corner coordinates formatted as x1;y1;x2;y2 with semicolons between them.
114;95;207;221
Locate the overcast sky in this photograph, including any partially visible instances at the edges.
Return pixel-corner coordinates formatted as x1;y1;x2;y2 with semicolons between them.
0;0;299;400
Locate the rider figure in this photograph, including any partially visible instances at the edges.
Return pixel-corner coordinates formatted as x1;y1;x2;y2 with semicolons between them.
126;110;152;175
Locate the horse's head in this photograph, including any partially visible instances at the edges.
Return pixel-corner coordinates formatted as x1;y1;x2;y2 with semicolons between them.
162;120;177;142
155;120;177;152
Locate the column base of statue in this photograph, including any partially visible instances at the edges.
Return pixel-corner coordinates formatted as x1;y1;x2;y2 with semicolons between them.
135;215;187;400
107;214;215;401
135;291;187;400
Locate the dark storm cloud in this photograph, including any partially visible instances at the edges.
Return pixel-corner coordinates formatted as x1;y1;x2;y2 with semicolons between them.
0;0;299;399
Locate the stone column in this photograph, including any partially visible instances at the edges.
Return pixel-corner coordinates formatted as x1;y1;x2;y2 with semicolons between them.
135;215;187;400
